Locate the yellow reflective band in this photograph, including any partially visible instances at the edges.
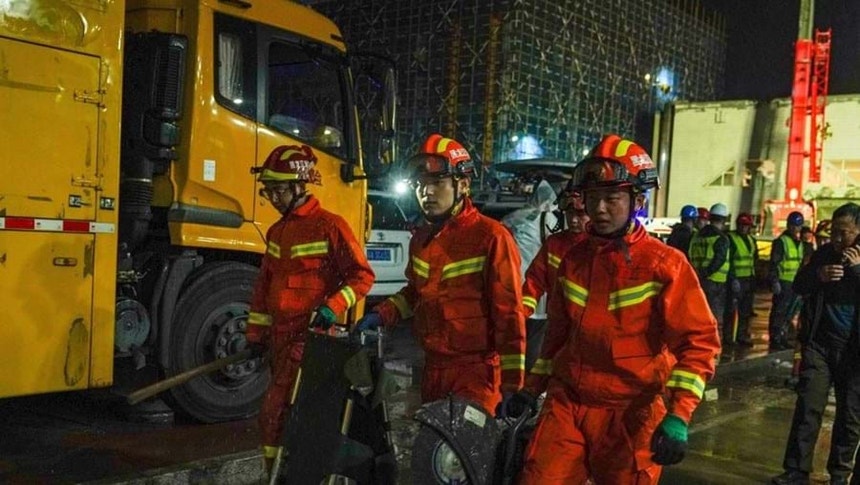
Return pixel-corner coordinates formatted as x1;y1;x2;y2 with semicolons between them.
412;256;430;278
608;281;663;311
437;137;452;151
291;241;329;258
548;252;562;269
522;296;538;310
666;369;706;399
267;241;281;258
530;358;553;375
615;139;634;157
561;277;589;307
339;286;357;308
388;293;413;319
263;445;282;459
261;169;300;181
248;312;272;327
794;352;802;359
500;354;526;371
441;256;486;280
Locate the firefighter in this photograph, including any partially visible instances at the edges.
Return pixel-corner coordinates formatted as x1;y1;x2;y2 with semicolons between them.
508;134;720;484
727;212;758;346
695;206;710;230
666;204;698;257
518;189;589;373
769;211;806;350
689;202;732;344
356;134;526;415
245;144;375;475
521;189;589;320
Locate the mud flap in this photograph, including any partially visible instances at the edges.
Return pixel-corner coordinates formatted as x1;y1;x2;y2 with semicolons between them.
412;395;504;485
280;332;395;484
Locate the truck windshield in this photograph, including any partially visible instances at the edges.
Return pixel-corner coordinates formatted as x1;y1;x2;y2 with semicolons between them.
266;41;349;158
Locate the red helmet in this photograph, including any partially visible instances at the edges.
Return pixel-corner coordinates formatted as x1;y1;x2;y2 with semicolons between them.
697;207;710;220
258;145;322;185
736;212;754;226
569;134;659;193
406;134;475;181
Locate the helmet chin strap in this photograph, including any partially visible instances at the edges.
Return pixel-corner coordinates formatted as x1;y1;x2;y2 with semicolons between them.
425;177;466;224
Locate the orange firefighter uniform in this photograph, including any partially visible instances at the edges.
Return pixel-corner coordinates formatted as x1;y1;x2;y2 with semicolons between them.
521;230;588;318
373;197;527;414
519;134;720;485
246;195;374;458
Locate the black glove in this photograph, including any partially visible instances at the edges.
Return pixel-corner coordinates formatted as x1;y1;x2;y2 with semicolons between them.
650;414;688;466
247;341;267;359
496;390;537;418
310;305;337;330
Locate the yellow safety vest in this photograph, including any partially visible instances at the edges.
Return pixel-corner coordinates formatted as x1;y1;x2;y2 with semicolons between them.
729;232;756;278
776;234;804;283
690;234;730;283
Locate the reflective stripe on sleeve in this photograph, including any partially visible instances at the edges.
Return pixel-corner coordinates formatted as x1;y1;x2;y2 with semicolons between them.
530;358;553;375
500;354;525;371
339;286;357;308
388;293;413;319
548;252;562;269
666;369;706;399
522;296;538;310
267;241;281;258
561;277;589;307
411;256;430;278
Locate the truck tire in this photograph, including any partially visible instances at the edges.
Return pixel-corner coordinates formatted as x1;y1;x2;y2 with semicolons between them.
167;261;268;423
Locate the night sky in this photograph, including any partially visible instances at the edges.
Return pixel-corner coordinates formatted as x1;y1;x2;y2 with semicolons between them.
707;0;860;100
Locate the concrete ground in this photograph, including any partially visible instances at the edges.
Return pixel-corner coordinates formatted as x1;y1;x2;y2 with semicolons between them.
0;292;844;484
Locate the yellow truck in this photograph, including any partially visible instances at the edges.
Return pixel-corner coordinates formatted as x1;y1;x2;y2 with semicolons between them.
0;0;395;422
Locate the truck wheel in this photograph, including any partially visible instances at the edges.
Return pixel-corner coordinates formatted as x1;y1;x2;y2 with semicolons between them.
411;425;472;485
167;261;268;423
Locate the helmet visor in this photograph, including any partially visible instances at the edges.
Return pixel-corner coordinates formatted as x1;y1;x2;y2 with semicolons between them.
570;157;632;190
405;153;453;180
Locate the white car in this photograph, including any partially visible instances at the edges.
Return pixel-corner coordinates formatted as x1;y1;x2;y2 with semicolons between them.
366;190;414;300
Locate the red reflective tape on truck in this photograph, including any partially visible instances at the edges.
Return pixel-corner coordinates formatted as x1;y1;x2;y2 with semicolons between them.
0;217;115;234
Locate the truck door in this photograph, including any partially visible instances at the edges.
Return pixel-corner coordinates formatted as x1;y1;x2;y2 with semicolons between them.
0;37;101;396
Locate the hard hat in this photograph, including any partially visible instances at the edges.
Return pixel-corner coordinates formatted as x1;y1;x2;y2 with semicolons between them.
258;145;322;185
569;134;659;193
697;207;710;220
680;205;698;219
709;203;729;218
736;212;754;226
787;211;804;227
406;134;475;180
815;220;831;238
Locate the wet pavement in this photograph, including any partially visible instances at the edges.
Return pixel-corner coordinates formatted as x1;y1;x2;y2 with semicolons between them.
0;290;845;484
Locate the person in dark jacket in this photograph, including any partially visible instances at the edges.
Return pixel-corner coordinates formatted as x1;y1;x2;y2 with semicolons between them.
771;203;860;485
667;204;698;257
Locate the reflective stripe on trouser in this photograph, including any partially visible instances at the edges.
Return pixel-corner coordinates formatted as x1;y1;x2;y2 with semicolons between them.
259;338;305;447
421;360;501;416
769;285;799;344
519;382;664;485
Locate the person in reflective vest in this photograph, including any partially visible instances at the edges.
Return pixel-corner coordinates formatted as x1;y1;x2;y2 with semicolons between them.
508;134;720;485
356;134;527;415
769;211;806;350
245;145;375;475
689;202;731;344
726;212;758;346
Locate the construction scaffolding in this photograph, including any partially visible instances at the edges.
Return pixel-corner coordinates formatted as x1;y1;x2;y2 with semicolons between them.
316;0;726;169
